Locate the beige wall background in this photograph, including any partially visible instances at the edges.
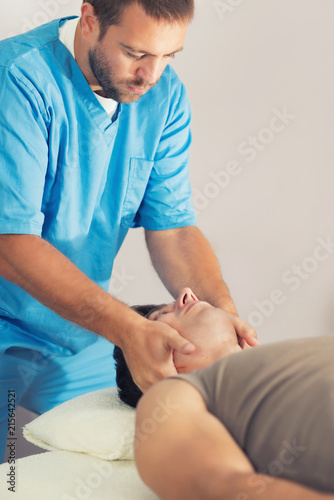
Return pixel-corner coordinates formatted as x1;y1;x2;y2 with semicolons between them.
116;0;334;345
1;0;333;458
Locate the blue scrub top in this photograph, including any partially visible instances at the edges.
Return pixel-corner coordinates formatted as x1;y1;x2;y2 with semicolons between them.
0;17;197;356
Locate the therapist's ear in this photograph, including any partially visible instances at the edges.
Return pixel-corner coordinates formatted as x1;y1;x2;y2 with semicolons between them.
81;3;100;42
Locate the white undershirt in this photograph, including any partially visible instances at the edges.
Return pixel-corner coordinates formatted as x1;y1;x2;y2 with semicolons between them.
59;18;118;118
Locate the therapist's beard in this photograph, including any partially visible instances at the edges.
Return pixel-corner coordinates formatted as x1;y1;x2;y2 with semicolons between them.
88;46;155;103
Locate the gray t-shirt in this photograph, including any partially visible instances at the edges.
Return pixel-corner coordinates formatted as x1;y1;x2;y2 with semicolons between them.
173;336;334;493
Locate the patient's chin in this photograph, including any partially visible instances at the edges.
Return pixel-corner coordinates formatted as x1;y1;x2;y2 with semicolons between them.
173;351;198;373
176;362;204;374
173;351;211;374
174;344;242;373
173;357;190;374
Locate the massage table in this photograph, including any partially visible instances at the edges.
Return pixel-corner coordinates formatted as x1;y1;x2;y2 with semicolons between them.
0;388;159;500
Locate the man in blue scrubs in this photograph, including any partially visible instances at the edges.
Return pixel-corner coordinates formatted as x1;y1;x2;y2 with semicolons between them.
0;0;257;461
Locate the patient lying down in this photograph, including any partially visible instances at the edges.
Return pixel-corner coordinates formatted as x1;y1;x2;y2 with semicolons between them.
113;288;334;500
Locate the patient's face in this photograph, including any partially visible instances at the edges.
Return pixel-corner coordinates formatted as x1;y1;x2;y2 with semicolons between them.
147;288;242;373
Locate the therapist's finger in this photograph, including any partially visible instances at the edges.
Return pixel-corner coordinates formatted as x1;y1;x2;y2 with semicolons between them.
166;329;195;355
243;334;259;347
239;338;252;350
230;314;259;346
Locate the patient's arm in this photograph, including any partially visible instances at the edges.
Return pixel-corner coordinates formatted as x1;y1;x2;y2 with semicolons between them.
135;379;333;500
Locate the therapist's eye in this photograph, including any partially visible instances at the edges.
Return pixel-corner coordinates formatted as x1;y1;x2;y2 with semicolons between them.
126;51;145;61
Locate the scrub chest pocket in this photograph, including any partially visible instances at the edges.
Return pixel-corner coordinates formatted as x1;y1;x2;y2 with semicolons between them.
120;158;154;229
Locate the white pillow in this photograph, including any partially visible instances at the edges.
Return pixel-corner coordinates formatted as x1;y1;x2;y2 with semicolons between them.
23;387;136;460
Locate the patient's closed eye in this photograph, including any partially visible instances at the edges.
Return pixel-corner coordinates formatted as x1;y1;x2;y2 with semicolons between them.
153;311;168;321
150;304;175;320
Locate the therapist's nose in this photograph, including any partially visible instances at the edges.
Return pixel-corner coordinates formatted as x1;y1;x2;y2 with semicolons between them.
176;288;198;310
136;58;162;86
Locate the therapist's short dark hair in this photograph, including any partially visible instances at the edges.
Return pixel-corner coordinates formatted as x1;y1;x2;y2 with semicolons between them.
84;0;195;39
113;303;166;408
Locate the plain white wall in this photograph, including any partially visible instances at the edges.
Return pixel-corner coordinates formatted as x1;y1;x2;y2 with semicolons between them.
1;0;334;457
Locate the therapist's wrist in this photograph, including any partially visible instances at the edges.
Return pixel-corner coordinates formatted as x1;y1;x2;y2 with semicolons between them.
108;304;148;352
211;295;238;316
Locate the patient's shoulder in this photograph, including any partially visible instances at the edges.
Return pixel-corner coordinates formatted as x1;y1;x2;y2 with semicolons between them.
137;378;207;420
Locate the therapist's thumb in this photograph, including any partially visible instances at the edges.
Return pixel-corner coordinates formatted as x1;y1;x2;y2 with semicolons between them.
167;330;195;355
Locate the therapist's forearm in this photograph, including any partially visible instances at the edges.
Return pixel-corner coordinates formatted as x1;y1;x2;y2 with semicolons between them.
0;234;143;347
145;226;237;314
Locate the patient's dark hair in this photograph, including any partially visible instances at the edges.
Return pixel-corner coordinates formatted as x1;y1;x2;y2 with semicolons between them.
113;303;165;408
83;0;195;40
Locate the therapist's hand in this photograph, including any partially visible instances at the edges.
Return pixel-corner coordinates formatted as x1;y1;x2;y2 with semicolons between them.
226;313;259;349
121;319;195;393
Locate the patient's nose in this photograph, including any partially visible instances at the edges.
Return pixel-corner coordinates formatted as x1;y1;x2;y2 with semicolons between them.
177;288;198;309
